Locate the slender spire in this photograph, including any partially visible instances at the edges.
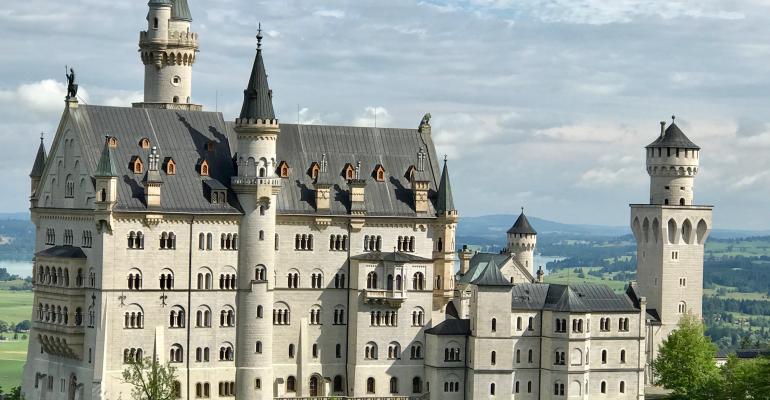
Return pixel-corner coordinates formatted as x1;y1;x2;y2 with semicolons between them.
95;136;118;178
30;134;47;178
436;157;455;214
239;24;275;120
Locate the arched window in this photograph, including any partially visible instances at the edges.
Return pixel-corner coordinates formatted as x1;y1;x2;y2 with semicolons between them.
388;342;401;359
169;344;183;363
218;343;234;361
333;375;344;392
255;341;262;354
620;349;626;363
412;377;423;394
286;376;296;393
153;17;159;29
491;318;497;332
490;383;496;395
367;272;378;289
257;305;263;318
365;342;378;360
410;342;423;360
288;344;295;358
366;378;375;394
517;316;522;331
169;306;185;328
390;377;398;394
336;343;342;358
601;381;606;393
620;381;626;393
601;349;607;364
412;272;425;290
159;269;174;290
491;351;496;365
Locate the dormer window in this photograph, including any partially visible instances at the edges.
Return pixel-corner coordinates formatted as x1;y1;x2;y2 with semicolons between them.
212;190;226;204
139;138;150;149
199;160;210;176
343;163;355;180
374;165;385;182
165;158;176;175
405;165;416;181
108;137;118;149
278;161;290;178
309;162;320;180
206;141;216;152
130;156;144;174
204;180;228;205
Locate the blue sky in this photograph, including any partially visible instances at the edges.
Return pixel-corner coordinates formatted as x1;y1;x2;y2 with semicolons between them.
1;0;769;229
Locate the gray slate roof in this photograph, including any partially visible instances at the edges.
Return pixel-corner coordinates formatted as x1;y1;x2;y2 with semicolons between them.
36;246;87;259
458;252;510;284
350;252;433;263
471;258;512;287
507;211;537;235
95;141;118;177
170;0;192;21
424;319;470;336
66;105;443;216
435;160;455;213
510;283;638;312
30;139;46;178
646;123;700;150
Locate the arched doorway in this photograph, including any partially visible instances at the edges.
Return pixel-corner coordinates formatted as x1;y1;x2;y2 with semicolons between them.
309;375;320;397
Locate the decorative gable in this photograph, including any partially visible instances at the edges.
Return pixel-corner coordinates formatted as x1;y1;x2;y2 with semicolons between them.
108;136;118;148
278;161;290;178
342;163;355;180
373;164;386;182
139;138;151;149
198;159;210;176
130;156;144;174
164;157;176;175
405;165;416;180
309;162;320;179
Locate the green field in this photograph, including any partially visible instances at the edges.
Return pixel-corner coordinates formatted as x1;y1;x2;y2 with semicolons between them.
0;288;32;390
705;238;770;258
0;290;32;324
0;339;27;389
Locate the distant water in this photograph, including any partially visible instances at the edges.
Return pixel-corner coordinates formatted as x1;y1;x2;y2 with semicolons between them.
534;255;565;275
0;260;34;278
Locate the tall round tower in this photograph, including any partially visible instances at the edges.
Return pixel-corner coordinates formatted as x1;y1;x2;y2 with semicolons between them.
507;208;537;274
646;117;700;206
138;0;199;108
233;29;282;400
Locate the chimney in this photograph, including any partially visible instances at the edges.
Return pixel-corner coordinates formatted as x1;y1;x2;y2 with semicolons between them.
459;245;473;274
411;148;430;213
314;154;332;211
660;121;665;138
536;266;545;283
143;147;163;208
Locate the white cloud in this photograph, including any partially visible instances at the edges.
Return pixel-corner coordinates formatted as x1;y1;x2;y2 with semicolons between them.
577;167;638;187
535;122;631;143
314;9;346;19
102;91;143;107
354;106;391;128
0;79;89;113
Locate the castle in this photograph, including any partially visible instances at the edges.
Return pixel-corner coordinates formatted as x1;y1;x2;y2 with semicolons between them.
21;1;712;400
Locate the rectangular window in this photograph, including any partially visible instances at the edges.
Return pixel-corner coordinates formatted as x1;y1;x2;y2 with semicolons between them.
61;378;66;392
255;379;261;390
672;251;679;260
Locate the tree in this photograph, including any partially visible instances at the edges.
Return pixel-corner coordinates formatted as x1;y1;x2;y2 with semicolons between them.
720;355;770;400
0;320;8;333
653;313;721;400
122;356;180;400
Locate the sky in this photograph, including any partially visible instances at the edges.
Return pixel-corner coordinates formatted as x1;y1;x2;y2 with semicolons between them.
1;0;770;229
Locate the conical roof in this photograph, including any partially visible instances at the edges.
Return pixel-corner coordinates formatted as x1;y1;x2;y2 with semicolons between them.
436;159;455;214
507;210;537;235
170;0;192;21
29;139;46;178
239;30;275;120
646;122;700;150
95;141;118;178
471;258;512;287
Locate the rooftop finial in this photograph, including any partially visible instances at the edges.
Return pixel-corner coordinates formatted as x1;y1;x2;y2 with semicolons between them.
257;23;263;51
671;114;676;123
444;154;448;163
521;206;524;214
40;132;45;142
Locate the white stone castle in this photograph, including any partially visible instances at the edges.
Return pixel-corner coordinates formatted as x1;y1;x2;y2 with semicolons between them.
21;1;713;400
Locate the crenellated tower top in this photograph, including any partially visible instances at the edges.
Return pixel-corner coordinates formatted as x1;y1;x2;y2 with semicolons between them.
135;0;201;111
645;116;700;206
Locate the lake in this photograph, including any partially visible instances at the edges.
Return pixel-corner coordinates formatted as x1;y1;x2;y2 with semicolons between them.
0;260;33;279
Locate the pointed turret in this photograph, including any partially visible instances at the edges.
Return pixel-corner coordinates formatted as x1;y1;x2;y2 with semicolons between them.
507;208;537;274
95;137;119;208
170;0;192;21
29;135;47;199
436;157;455;214
239;26;275;120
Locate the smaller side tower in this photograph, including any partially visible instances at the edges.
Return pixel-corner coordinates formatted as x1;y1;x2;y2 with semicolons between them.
136;0;201;110
646;117;700;206
29;134;46;202
507;209;537;274
433;157;458;309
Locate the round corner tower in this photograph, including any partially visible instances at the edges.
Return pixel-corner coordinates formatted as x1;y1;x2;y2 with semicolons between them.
645;119;701;206
232;29;282;400
507;209;537;274
139;0;199;107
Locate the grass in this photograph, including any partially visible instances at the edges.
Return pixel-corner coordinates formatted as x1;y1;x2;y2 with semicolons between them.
0;291;32;324
544;268;628;292
705;239;770;258
0;338;28;389
0;288;32;390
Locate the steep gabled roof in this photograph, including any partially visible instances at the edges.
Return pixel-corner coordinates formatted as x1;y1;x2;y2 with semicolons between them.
30;139;47;178
471;258;512;287
435;159;455;214
510;283;638;312
458;252;509;284
507;211;537;235
36;246;87;259
646;122;700;150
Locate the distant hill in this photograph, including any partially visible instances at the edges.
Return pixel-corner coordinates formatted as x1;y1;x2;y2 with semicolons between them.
457;214;770;247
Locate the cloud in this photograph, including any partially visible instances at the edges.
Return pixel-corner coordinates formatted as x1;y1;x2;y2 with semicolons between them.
0;79;90;113
314;9;346;19
354;106;391;127
577;167;638;187
535;122;632;143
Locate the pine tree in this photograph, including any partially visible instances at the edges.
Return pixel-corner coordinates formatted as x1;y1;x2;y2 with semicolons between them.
653;313;721;400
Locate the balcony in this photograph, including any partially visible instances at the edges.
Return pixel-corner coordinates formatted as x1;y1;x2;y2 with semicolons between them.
231;176;282;199
363;289;407;307
33;321;85;360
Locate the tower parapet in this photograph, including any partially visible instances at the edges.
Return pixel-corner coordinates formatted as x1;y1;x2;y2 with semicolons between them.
135;0;201;110
645;117;701;206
